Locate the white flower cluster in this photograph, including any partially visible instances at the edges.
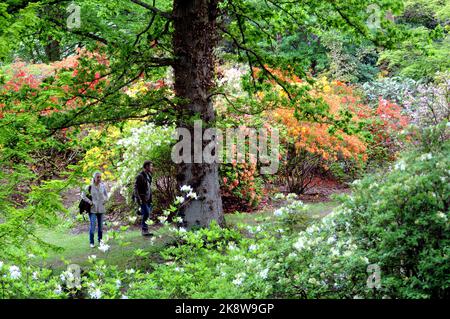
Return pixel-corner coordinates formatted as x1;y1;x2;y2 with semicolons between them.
419;153;433;161
98;241;110;253
232;272;246;286
180;185;198;200
217;64;247;95
293;209;359;261
259;268;269;279
394;160;406;171
115;123;175;201
89;288;102;299
286;193;298;200
273;200;306;217
9;265;21;279
273;193;286;200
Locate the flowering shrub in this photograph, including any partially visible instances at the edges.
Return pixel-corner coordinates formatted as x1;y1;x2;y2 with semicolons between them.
361;72;449;130
0;261;66;299
360;77;420;105
403;72;450;128
220;161;263;212
127;200;313;298
363;98;410;164
115;123;176;214
289;124;449;298
77;125;124;183
128;125;449;299
272;78;369;191
2;134;448;300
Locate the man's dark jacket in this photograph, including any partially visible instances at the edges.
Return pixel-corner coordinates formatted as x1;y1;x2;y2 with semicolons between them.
135;171;152;204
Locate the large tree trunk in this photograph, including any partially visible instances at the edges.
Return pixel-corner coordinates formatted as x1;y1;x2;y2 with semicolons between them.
45;38;61;62
172;0;224;228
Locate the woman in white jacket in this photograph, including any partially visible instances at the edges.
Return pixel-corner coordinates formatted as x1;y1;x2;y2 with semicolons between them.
81;171;109;248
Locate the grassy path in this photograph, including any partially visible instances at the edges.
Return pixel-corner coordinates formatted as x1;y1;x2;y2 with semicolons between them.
36;200;340;272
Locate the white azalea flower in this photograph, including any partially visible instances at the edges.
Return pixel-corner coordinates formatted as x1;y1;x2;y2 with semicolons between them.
121;295;129;299
288;253;298;259
98;242;110;253
125;268;135;275
294;237;306;251
180;185;193;193
32;271;39;280
249;244;258;251
232;273;246;286
89;288;102;299
9;266;21;279
187;191;198;200
343;250;353;257
330;247;340;256
259;268;269;279
0;261;3;270
273;193;285;200
158;216;167;223
327;236;336;244
286;193;298;200
128;216;137;223
173;217;183;223
394;160;406;171
419;153;433;161
175;196;185;204
273;209;283;217
54;285;62;295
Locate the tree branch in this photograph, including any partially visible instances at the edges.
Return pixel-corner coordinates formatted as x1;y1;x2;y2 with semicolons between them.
129;0;172;20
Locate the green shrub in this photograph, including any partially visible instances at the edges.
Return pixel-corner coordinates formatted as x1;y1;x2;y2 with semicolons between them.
290;124;449;298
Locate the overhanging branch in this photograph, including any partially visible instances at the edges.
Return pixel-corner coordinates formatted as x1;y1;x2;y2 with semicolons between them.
130;0;173;20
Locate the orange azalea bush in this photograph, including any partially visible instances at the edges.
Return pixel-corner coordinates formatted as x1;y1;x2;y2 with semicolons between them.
0;48;108;118
218;126;264;212
272;77;368;164
269;77;409;192
366;97;410;162
220;161;263;212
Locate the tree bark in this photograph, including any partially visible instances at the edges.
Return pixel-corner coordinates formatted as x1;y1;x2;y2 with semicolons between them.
44;38;61;62
172;0;224;228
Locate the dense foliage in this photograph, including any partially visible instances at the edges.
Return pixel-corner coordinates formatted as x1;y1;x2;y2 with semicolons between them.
0;0;448;300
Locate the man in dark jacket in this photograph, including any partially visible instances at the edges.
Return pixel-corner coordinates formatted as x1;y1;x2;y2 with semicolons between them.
135;160;153;236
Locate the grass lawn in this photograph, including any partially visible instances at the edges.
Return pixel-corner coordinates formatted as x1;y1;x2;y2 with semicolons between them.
35;227;171;272
36;200;340;272
225;200;340;226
